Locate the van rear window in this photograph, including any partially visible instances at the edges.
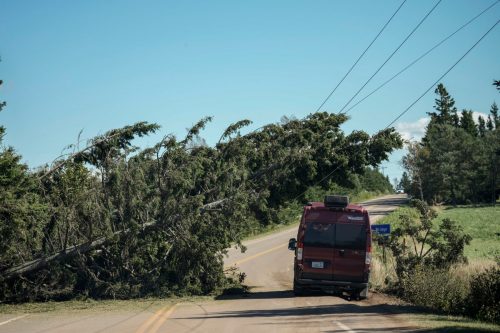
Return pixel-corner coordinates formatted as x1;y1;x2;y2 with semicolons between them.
303;223;335;248
335;224;366;250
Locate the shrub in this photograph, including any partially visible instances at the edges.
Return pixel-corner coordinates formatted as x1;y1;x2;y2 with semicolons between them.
467;265;500;324
400;265;469;315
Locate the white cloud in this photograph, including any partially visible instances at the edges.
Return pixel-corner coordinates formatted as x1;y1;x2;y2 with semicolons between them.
394;111;491;142
471;111;490;123
395;117;430;141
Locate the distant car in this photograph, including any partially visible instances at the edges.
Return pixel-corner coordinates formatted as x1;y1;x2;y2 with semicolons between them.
396;189;404;194
288;195;371;300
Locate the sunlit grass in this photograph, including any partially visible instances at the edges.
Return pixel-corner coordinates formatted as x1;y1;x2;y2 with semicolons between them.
408;313;500;332
434;205;500;260
0;296;211;314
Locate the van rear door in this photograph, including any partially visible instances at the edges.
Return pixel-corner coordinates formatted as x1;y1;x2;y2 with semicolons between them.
332;220;367;282
301;221;335;280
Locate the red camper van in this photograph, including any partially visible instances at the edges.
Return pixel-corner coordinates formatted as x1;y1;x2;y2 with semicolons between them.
288;195;372;299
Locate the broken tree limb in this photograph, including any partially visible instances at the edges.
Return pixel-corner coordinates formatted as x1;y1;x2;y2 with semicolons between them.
1;197;230;280
1;221;156;280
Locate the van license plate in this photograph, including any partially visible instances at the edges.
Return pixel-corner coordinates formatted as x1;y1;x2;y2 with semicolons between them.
311;261;324;269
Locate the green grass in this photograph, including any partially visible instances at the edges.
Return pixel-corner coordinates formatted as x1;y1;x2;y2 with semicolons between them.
371;204;500;329
374;204;500;260
408;313;500;332
0;296;212;314
434;205;500;260
373;206;419;228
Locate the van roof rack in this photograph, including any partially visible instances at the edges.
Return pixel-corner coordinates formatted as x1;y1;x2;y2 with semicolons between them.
324;195;349;208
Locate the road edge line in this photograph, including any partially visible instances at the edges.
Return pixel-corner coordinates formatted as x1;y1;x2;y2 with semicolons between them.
0;314;29;326
335;320;357;333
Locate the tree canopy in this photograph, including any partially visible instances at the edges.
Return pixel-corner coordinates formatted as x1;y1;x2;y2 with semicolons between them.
0;91;402;301
403;83;499;204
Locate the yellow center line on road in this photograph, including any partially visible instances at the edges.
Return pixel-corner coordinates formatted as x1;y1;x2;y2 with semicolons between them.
148;304;178;333
135;304;176;333
226;242;286;268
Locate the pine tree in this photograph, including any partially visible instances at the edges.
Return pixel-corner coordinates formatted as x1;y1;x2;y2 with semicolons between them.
398;171;411;193
490;102;499;129
459;110;477;136
427;83;458;126
486;116;494;131
478;116;486;137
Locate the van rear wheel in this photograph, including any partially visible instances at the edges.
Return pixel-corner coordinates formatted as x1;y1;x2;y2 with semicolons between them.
293;281;305;296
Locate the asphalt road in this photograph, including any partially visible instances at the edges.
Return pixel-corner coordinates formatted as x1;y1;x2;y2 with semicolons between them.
0;194;414;333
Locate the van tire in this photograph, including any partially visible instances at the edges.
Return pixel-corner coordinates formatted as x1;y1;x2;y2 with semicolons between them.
293;281;305;296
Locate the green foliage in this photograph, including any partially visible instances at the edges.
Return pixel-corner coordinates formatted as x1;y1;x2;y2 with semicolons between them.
0;110;403;302
398;262;500;324
398;172;411;192
400;265;470;315
388;200;471;280
403;83;500;204
374;204;499;323
426;83;458;128
358;167;393;192
435;205;500;260
468;265;500;324
460;109;478;136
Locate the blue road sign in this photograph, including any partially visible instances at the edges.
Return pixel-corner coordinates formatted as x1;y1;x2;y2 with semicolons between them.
371;224;391;235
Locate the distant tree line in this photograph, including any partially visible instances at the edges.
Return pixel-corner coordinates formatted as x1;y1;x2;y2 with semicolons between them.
0;77;401;301
401;82;499;204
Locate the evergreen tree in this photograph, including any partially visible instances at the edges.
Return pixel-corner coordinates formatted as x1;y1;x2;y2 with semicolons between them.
459;110;477;136
427;83;458;126
398;171;411;193
486;116;494;131
478;116;486;137
490;102;499;129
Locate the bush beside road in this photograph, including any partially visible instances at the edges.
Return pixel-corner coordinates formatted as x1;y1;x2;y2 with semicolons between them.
371;203;500;326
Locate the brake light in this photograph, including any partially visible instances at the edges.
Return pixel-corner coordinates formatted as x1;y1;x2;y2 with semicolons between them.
365;226;372;267
297;247;303;261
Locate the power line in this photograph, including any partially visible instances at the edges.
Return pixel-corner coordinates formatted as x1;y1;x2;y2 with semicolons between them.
345;0;499;114
338;0;442;114
315;0;407;113
292;17;499;202
385;18;499;129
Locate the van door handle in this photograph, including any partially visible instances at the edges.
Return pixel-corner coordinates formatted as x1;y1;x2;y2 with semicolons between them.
339;249;345;256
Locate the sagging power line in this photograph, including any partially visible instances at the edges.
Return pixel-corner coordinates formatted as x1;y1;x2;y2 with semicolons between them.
344;0;499;114
385;18;499;129
315;0;407;113
338;0;442;115
293;16;499;201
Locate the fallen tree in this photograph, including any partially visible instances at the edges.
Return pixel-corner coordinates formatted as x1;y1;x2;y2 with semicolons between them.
0;112;402;301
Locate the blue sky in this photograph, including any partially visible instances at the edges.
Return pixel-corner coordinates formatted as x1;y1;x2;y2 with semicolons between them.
1;0;499;184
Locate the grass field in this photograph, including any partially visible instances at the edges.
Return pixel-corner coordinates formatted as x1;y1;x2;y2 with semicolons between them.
408;313;500;332
373;204;500;260
434;205;500;260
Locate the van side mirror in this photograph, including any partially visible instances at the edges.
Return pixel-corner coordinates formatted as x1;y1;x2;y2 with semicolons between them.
288;238;297;251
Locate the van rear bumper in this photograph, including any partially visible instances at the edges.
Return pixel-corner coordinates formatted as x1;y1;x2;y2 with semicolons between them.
296;278;368;290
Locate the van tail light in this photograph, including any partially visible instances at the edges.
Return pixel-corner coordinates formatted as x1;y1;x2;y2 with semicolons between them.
297;243;303;262
365;228;372;267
